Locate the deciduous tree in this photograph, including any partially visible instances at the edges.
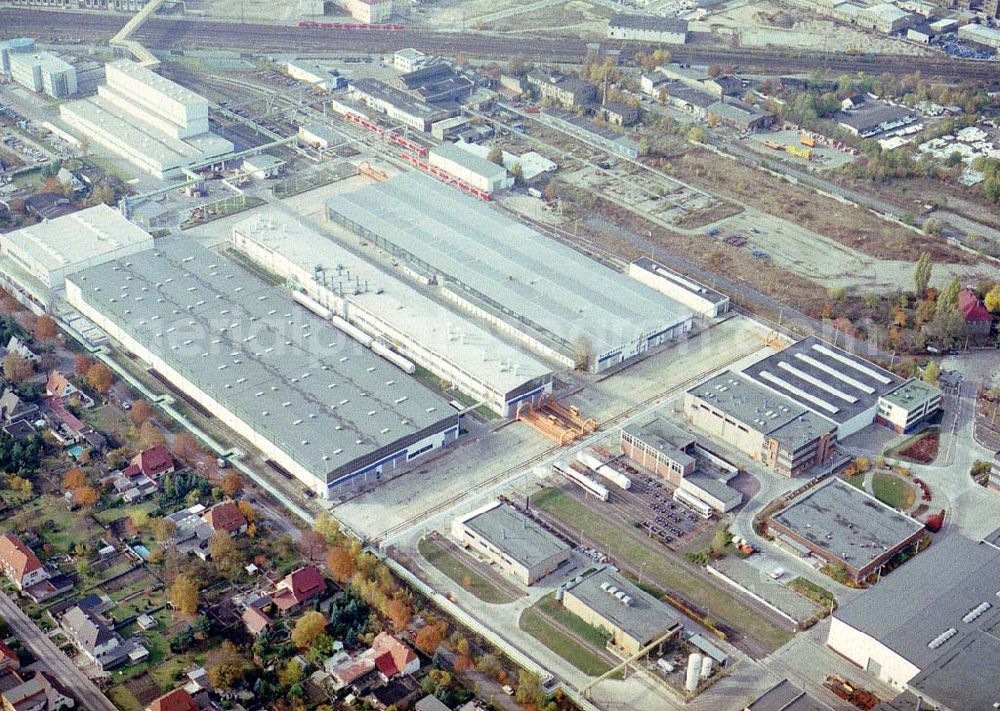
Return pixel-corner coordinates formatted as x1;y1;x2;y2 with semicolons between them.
914;252;932;296
34;315;57;341
172;433;200;462
291;610;327;649
152;517;177;542
170;573;199;616
73;354;94;376
85;363;113;394
138;420;165;449
414;620;445;655
3;354;33;384
63;468;86;491
220;470;243;498
385;597;412;632
74;485;98;508
326;545;356;583
129;400;153;426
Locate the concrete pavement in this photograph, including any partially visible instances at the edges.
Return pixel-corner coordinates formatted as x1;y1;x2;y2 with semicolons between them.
0;591;117;711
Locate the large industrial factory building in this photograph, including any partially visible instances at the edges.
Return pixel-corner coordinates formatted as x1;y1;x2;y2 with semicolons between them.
326;172;693;373
230;214;553;417
65;241;460;499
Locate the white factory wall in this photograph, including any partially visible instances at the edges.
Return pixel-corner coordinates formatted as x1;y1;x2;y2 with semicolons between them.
427;151;513;194
838;405;878;440
627;261;729;318
1;232;153;290
105;62;209;134
97;85;208;141
826;617;919;690
683;392;766;461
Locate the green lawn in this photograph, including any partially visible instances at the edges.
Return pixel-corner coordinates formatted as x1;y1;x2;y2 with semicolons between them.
871;472;916;510
788;577;835;608
107;685;143;711
417;536;517;604
95;500;158;526
845;472;866;490
519;601;614;677
534;594;610;648
531;488;792;653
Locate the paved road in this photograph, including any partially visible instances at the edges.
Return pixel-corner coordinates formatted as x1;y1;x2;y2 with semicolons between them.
0;592;118;711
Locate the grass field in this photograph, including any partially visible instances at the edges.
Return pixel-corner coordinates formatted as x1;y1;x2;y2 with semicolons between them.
871;472;916;510
532;488;792;653
417;536;518;604
107;685;143;711
519;595;614;677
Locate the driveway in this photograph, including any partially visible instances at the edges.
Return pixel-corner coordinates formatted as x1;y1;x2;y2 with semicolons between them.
0;591;117;711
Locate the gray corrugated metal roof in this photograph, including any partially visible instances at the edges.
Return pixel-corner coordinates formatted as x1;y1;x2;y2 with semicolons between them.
564;567;681;644
325;172;691;357
67;240;453;486
463;503;570;568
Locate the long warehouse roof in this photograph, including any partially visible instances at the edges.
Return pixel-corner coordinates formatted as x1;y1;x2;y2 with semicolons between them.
326;172;692;356
232;213;552;394
2;204;153;274
66;240;453;484
106;59;208;109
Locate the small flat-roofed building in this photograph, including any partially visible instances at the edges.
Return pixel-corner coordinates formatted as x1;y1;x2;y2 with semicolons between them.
743;679;833;711
231;213;553;418
298;122;338;149
451;501;572;585
607;14;688;44
430;116;471;142
525;70;597;110
242;154;286;180
9;51;77;98
393;49;425;74
740;336;908;439
628;257;729;318
0;38;35;76
621;415;741;513
66;240;460;498
345;0;393;24
326;172;693;373
348;78;450;131
876;379;942;433
538;109;641;159
685;371;837;477
828;533;1000;708
286;60;344;91
0;204;154;305
427;143;513;194
836;103;917;138
768;478;924;582
562;567;682;656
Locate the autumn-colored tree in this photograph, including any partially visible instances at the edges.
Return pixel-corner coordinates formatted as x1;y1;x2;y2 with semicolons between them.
326;545;357;583
63;468;86;491
138;420;165;449
128;400;153;426
73;354;94;377
34;314;57;341
152;517;177;542
516;670;544;706
299;530;326;562
74;486;98;508
3;354;34;384
454;653;474;672
291;610;327;649
172;433;200;462
385;597;412;632
205;640;247;689
414;620;446;655
236;500;256;523
170;573;199;616
208;531;238;569
476;653;503;679
313;511;341;544
277;659;304;686
86;363;113;394
220;470;243;498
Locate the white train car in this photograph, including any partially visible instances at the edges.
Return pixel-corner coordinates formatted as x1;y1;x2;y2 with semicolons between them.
553;460;609;502
673;488;713;519
576;450;632;490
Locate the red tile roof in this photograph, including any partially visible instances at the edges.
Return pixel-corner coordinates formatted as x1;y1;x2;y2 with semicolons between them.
45;371;75;399
131;445;173;478
0;534;43;584
958;289;993;323
371;632;417;678
202;502;246;534
148;688;199;711
241;606;271;636
0;640;20;670
272;565;326;611
374;651;398;677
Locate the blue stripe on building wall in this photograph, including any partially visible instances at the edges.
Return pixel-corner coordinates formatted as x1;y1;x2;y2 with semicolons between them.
506;384;548;409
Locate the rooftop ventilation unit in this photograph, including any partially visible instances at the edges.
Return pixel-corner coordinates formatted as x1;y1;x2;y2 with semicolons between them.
927;628;957;649
963;602;991;623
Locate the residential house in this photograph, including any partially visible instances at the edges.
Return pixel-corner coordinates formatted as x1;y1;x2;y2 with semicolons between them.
270;565;326;614
371;632;419;678
202;502;247;536
416;696;452;711
0;389;38;425
100;466;158;504
124;445;174;479
60;603;147;671
958;288;993;335
0;670;73;711
0;534;48;591
4;337;39;366
525;70;597;109
44;371;77;399
329;654;377;691
147;688;199;711
241;606;272;637
366;675;421;711
22;193;75;221
0;641;20;673
56;167;84;195
706;99;776;131
166;504;213;560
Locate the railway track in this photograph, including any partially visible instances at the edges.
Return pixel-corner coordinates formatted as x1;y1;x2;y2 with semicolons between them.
2;9;998;81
